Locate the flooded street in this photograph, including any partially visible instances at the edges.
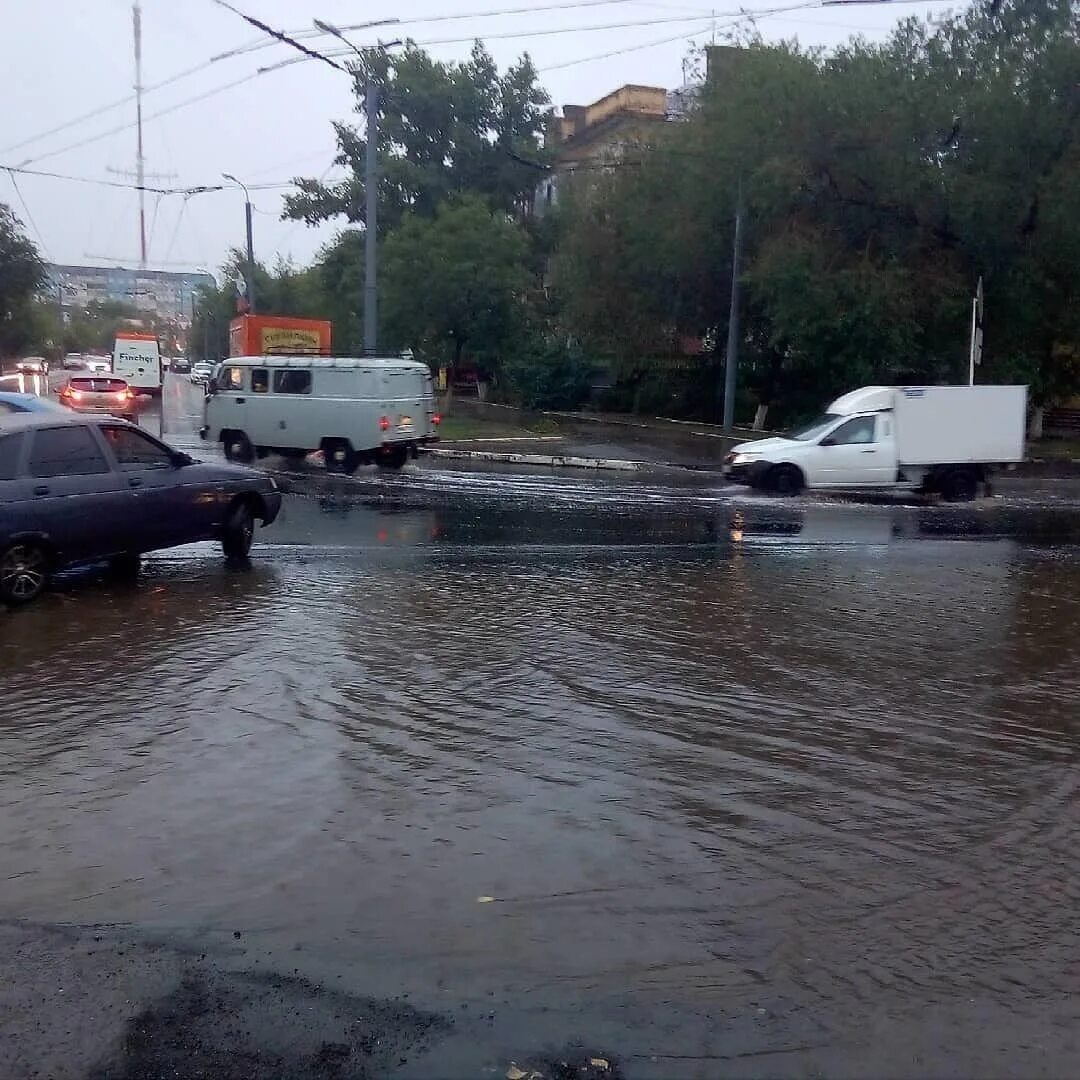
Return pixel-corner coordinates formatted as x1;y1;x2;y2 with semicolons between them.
4;377;1080;1077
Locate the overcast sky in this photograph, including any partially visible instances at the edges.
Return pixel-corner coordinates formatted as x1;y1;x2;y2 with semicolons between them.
4;0;952;278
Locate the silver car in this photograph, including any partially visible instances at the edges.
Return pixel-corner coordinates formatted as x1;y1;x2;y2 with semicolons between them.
59;376;138;423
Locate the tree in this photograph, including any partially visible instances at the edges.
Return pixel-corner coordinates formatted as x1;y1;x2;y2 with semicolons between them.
284;43;551;230
380;196;529;373
0;204;47;359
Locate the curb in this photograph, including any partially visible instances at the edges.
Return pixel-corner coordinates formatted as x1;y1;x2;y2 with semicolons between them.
422;448;642;471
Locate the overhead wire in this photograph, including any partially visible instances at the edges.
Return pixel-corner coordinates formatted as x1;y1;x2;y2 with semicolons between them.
5;171;51;261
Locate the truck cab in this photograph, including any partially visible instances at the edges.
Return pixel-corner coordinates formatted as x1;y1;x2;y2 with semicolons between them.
726;385;1027;500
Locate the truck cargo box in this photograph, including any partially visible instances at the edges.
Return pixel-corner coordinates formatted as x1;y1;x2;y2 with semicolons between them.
893;385;1026;465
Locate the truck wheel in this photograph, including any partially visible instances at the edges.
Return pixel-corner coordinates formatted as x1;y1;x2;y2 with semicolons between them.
941;467;978;502
768;464;804;496
224;431;254;464
222;502;255;559
377;444;409;470
0;541;50;605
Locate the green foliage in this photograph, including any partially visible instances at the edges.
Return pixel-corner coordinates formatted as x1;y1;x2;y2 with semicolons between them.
0;204;47;358
284;43;551;229
380;196;530;370
502;327;594;410
555;0;1080;420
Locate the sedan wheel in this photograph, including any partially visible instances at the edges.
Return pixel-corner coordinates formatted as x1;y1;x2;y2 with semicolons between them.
0;542;49;605
222;503;255;559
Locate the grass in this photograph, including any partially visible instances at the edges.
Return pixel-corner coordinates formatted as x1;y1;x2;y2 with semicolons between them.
1029;438;1080;460
436;413;561;441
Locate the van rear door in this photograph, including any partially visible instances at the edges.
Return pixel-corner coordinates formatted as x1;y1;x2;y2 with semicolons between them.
383;370;425;439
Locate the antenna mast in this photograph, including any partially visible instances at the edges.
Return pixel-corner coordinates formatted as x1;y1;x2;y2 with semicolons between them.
134;0;147;269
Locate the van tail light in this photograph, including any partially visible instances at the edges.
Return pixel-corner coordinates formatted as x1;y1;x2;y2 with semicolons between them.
378;416;390;432
431;413;441;426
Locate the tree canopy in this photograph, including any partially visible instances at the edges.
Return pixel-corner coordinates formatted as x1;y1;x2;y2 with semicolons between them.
0;204;47;358
284;42;551;230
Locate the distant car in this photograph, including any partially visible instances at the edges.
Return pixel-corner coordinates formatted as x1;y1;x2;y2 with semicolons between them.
0;392;69;416
171;357;192;374
85;357;111;374
190;362;214;385
15;357;48;376
0;413;282;605
59;376;138;423
63;353;86;370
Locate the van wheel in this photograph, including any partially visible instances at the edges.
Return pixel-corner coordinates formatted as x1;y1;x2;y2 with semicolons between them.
222;502;255;559
768;464;804;496
377;444;409;470
0;541;50;605
224;432;254;464
323;439;359;475
941;467;978;502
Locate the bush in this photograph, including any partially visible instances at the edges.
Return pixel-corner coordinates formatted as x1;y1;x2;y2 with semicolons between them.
503;336;594;411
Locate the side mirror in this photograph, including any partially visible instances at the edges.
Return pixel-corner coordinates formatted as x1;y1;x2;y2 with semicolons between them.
173;452;194;467
820;436;836;447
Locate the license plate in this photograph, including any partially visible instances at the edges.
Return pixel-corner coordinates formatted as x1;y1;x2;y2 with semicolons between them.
398;415;414;431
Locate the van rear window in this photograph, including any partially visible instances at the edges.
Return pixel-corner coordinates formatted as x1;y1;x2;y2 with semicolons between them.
273;370;312;395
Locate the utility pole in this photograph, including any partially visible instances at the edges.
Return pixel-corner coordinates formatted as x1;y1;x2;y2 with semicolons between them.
722;184;743;430
222;175;256;315
312;19;401;355
109;3;175;268
364;82;379;356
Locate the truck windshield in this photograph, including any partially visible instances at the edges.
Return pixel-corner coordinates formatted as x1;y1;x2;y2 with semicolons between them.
787;413;842;441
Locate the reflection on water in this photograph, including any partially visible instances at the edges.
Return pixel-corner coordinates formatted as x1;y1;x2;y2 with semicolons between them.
3;481;1080;1071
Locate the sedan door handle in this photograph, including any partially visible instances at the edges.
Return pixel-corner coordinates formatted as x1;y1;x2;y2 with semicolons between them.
33;485;49;496
860;449;877;454
128;477;143;488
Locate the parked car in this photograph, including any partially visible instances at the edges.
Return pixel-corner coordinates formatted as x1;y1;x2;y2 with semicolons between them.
85;356;112;374
59;376;138;423
0;413;281;605
0;392;70;416
201;355;440;472
190;362;214;385
15;357;48;376
63;353;86;370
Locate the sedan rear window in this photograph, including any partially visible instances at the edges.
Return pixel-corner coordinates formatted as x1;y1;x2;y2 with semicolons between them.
29;426;110;478
70;378;128;393
0;432;25;479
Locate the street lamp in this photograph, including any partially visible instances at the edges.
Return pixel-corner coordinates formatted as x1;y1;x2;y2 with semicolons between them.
313;18;402;356
222;173;256;316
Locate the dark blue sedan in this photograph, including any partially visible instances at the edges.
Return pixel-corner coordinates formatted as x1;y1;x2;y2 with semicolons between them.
0;413;281;605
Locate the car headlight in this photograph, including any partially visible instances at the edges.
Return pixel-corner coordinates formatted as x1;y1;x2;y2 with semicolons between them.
728;453;753;466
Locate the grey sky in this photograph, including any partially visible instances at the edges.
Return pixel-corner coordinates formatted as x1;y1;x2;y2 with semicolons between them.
4;0;951;278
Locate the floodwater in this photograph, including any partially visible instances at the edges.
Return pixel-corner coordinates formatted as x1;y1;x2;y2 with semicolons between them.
3;377;1080;1077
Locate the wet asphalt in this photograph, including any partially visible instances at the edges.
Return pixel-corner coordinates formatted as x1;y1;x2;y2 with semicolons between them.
3;375;1080;1078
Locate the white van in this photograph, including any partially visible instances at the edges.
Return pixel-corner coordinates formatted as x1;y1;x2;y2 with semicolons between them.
112;332;162;395
200;355;440;471
725;385;1027;500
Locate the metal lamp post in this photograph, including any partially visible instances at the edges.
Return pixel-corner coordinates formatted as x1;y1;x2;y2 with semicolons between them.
313;19;401;356
222;173;256;316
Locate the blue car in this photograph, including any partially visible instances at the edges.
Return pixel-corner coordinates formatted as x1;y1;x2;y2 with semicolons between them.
0;413;282;605
0;392;68;416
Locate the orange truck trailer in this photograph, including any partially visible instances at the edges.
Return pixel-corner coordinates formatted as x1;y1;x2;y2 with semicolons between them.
229;315;332;358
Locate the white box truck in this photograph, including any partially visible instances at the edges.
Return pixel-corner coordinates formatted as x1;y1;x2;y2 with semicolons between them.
112;332;162;396
725;385;1027;500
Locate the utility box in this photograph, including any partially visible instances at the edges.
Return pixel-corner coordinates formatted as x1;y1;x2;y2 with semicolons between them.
229;315;332;358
